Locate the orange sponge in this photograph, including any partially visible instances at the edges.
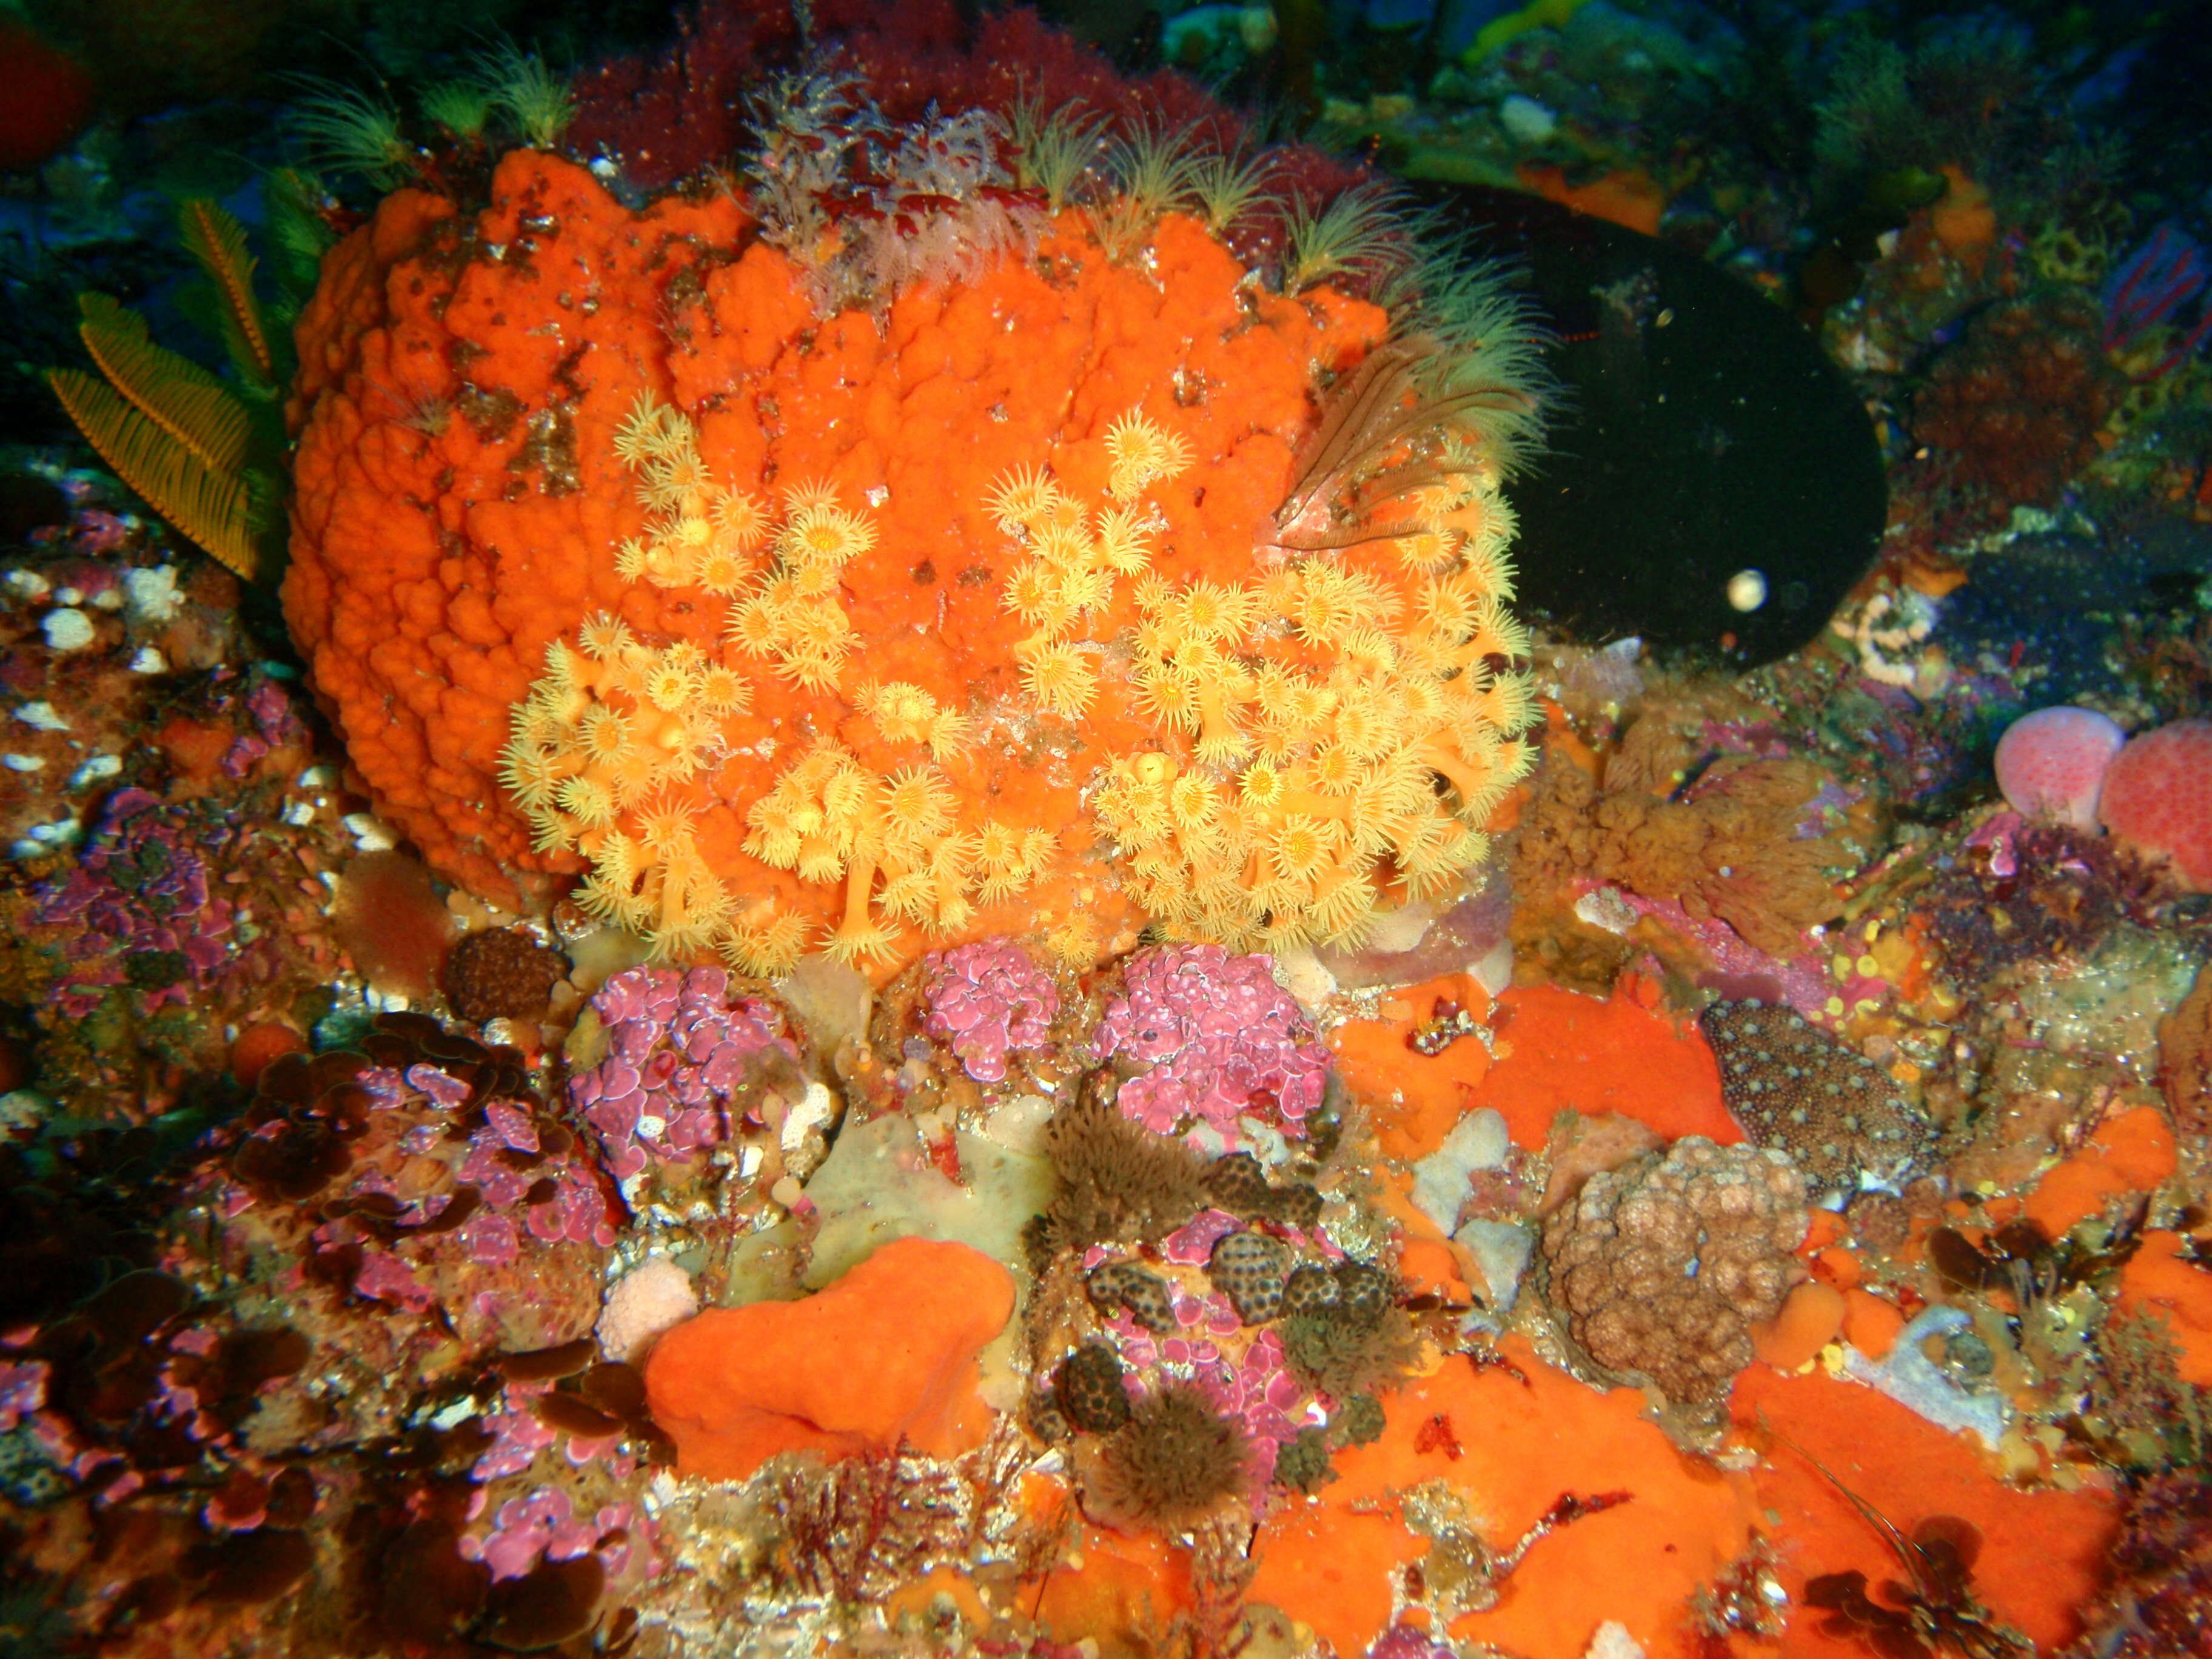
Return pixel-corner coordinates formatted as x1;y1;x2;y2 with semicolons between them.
1732;1364;2116;1653
2022;1104;2177;1238
285;144;1545;978
2117;1230;2212;1384
1328;980;1740;1160
643;1236;1014;1481
1250;1335;1757;1658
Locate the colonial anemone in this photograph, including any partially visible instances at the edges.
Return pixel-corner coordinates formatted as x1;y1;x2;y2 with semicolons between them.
283;87;1546;977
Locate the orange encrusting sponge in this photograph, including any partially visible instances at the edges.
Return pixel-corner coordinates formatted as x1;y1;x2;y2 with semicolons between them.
1328;979;1740;1161
285;148;1540;975
642;1237;1014;1483
1732;1365;2116;1655
1250;1335;1758;1659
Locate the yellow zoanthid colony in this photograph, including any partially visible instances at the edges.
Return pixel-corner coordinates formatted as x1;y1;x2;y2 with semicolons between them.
497;346;1536;977
260;122;1556;979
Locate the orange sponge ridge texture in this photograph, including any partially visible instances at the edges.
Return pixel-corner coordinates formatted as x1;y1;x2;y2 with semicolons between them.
641;1236;1016;1481
284;149;1388;937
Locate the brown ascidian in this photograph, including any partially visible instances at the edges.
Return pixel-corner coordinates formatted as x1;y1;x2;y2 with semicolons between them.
500;348;1539;978
1698;999;1936;1200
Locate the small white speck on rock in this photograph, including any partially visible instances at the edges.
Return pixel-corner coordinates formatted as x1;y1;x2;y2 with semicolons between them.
123;566;183;625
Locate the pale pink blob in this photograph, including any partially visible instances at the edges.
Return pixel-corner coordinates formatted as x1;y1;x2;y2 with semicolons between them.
595;1256;699;1364
1992;705;2126;831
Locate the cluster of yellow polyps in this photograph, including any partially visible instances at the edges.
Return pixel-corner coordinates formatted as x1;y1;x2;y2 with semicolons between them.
990;412;1189;719
503;372;1536;971
740;745;1056;965
609;397;768;591
498;617;760;959
613;395;872;692
504;394;1066;972
853;679;970;762
968;401;1537;954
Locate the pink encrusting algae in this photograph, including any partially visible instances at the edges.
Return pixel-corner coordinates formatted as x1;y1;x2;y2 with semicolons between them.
921;939;1060;1082
1092;943;1332;1148
567;965;805;1176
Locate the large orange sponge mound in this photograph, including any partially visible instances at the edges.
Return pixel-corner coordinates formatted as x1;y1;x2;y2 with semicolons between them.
642;1236;1015;1482
284;130;1544;976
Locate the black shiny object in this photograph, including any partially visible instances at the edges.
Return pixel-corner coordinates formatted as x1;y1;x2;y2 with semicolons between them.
1416;186;1886;666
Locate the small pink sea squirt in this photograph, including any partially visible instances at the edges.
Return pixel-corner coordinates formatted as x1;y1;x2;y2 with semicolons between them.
1992;705;2126;831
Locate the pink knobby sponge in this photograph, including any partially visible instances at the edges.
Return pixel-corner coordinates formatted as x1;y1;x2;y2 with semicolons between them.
597;1256;700;1364
1992;705;2125;831
2099;719;2212;891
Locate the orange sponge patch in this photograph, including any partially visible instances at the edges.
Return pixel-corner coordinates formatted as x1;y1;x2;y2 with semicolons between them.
1252;1336;1757;1659
2021;1104;2177;1238
1329;981;1738;1158
2117;1230;2212;1384
642;1236;1015;1482
1732;1366;2116;1655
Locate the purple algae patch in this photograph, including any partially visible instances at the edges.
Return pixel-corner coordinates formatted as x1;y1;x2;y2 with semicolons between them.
921;938;1059;1083
568;965;800;1177
273;1056;616;1326
1092;943;1329;1147
29;786;240;1017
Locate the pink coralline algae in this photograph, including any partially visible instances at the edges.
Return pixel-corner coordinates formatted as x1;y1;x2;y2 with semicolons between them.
303;1061;617;1296
1602;885;1836;1018
473;1381;563;1482
1102;1286;1244;1375
1162;1208;1245;1267
0;1358;49;1430
219;675;310;781
922;939;1059;1082
1098;1284;1309;1486
469;1376;631;1481
568;966;803;1179
1092;945;1330;1147
29;787;241;1017
221;1029;615;1361
1199;1327;1308;1484
1367;1624;1459;1659
463;1485;652;1583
